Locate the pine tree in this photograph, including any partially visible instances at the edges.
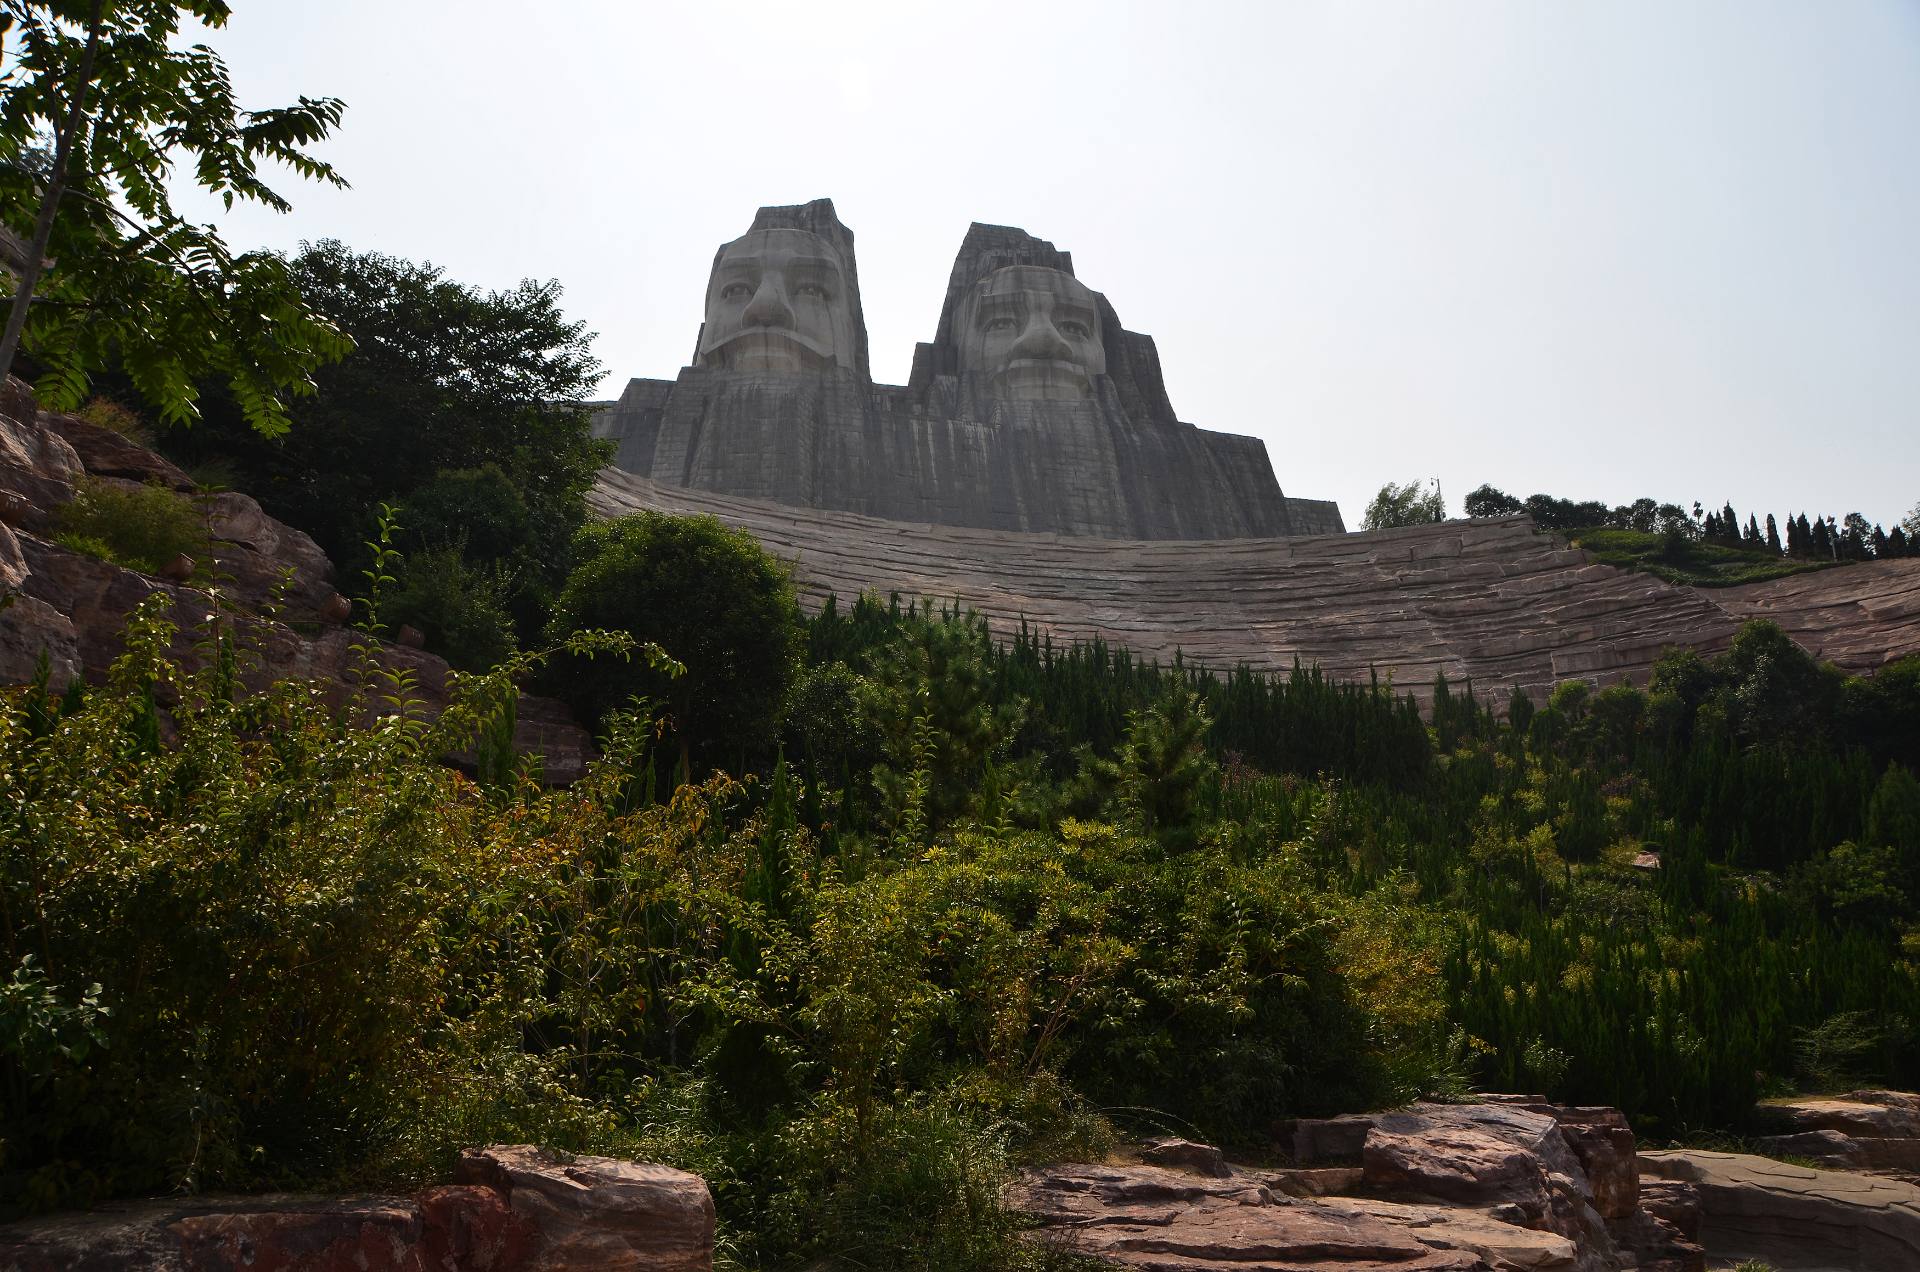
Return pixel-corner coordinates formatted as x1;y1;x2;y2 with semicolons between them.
1889;527;1911;559
1721;503;1739;546
1745;514;1762;547
1810;516;1833;560
1765;513;1783;556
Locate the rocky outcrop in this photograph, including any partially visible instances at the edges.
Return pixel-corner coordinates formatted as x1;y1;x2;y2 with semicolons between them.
1639;1148;1920;1272
0;381;592;783
1015;1099;1703;1272
1752;1090;1920;1178
0;1146;713;1271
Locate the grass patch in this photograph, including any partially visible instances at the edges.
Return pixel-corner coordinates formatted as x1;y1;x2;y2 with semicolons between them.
1568;527;1840;588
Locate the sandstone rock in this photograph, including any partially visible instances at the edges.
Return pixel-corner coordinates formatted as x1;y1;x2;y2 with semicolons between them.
1714;565;1920;676
1753;1091;1920;1176
1139;1137;1231;1177
160;553;195;582
1261;1166;1365;1197
454;1144;714;1271
1282;1114;1375;1165
1007;1164;1486;1270
0;1153;710;1271
1475;1102;1638;1221
0;388;80;532
395;624;426;649
38;410;193;491
1360;1103;1618;1270
1325;1196;1583;1271
1640;1148;1920;1272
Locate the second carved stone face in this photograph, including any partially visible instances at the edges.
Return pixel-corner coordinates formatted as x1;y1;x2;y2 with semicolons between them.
698;228;859;374
956;266;1107;401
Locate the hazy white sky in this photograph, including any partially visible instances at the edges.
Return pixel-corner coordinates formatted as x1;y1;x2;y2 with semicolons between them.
177;0;1919;530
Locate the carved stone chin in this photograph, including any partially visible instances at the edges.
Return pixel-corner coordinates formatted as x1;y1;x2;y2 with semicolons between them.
955;265;1107;401
697;228;858;374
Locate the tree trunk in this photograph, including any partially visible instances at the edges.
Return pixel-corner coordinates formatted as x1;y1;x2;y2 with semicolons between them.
0;5;106;383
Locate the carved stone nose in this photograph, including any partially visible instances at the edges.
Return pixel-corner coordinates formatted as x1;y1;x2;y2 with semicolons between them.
1013;320;1073;361
743;280;792;328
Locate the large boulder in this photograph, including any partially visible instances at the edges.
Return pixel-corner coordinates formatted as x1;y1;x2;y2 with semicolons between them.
1007;1164;1486;1271
0;1148;712;1271
454;1145;714;1272
1640;1148;1920;1272
1361;1102;1612;1263
1753;1091;1920;1176
1013;1105;1703;1272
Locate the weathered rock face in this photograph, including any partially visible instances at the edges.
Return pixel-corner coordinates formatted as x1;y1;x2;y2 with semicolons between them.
1015;1099;1703;1272
594;200;1342;540
1640;1148;1920;1272
0;1146;712;1271
0;381;592;783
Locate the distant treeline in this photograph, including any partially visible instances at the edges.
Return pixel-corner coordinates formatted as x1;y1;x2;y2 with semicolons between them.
1465;484;1916;561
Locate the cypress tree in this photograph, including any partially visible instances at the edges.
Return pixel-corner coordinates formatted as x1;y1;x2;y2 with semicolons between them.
1745;514;1762;547
1765;513;1782;556
1810;516;1831;559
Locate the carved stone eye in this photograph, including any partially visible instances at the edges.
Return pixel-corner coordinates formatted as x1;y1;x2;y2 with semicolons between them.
720;282;753;302
1059;321;1089;339
793;283;829;301
984;316;1016;333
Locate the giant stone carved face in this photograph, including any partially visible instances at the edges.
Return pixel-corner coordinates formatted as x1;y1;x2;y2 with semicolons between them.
697;228;858;374
955;265;1107;401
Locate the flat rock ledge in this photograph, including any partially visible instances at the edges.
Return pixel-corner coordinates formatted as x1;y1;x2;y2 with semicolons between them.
1012;1099;1703;1272
0;1145;714;1272
1640;1148;1920;1272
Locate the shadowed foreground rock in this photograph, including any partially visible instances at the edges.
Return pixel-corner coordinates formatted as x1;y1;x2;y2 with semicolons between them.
0;1145;713;1271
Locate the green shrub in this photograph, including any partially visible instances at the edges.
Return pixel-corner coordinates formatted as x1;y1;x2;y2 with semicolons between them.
382;545;518;671
545;511;802;768
52;478;204;576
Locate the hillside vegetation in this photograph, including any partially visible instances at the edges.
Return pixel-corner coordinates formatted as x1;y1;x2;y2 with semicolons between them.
4;566;1916;1266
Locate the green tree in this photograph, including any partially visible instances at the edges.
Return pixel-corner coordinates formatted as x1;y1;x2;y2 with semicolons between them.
1110;687;1218;852
0;1;350;432
1463;484;1523;519
1361;478;1445;530
545;511;802;769
160;240;607;640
